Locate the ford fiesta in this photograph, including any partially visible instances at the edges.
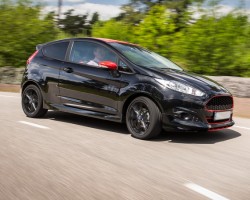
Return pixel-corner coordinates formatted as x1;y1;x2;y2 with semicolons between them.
21;38;234;139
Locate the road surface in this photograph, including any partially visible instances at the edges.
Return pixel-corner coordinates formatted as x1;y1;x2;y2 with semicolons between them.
0;92;250;200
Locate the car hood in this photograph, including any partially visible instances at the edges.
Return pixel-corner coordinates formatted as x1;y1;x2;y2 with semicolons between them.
140;68;230;95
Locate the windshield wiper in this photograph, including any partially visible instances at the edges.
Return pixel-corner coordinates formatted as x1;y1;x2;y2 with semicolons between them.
157;68;183;72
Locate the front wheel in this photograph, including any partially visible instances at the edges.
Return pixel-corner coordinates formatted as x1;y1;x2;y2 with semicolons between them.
22;84;47;118
126;97;162;140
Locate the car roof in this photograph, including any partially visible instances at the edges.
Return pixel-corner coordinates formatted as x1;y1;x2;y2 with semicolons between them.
37;37;137;50
69;37;137;46
94;38;135;45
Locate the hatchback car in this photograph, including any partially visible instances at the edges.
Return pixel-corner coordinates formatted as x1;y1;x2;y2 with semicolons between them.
21;38;234;139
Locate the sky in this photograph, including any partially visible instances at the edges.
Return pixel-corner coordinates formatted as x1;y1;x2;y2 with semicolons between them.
42;0;250;20
42;0;126;20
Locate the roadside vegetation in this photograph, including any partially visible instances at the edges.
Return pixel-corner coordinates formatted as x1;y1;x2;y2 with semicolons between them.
0;0;249;76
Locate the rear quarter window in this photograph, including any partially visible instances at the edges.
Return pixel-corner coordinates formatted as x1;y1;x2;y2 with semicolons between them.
43;42;69;60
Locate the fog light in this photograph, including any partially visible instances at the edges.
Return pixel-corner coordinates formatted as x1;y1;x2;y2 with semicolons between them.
173;109;200;122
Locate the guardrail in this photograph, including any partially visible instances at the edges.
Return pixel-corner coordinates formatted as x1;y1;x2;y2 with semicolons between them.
0;66;24;85
207;76;250;98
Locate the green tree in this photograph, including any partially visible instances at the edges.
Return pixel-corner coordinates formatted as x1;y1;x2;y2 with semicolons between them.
0;0;57;67
114;4;144;25
92;20;132;41
119;0;204;31
88;12;100;36
58;10;100;37
58;9;89;36
177;14;250;76
133;5;176;57
89;12;99;26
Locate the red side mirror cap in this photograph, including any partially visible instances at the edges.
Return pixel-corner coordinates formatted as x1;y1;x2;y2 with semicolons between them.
99;61;118;70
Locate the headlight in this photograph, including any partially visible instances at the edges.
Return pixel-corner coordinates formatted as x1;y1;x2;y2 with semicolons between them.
155;78;205;97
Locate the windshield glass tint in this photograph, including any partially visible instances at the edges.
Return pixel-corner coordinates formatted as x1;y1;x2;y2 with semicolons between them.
110;42;182;71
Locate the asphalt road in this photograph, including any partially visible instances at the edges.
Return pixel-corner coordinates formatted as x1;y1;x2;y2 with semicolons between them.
1;92;250;200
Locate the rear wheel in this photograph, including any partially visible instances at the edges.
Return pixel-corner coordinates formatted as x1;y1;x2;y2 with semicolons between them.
126;97;162;140
22;85;47;118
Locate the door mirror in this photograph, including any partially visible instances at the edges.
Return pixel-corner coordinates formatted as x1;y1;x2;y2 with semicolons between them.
99;61;118;70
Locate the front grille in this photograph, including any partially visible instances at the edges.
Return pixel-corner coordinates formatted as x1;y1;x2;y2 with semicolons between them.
206;96;233;110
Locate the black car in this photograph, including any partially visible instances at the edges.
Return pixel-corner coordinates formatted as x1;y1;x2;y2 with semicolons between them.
21;38;234;139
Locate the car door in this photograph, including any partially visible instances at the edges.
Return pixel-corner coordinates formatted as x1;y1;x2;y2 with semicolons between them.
39;41;70;105
58;40;121;119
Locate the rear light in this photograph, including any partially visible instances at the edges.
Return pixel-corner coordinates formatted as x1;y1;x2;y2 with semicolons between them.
27;50;38;64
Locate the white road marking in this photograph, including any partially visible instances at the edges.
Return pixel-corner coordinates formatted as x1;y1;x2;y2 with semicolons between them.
185;183;229;200
233;125;250;130
18;121;50;129
0;94;20;99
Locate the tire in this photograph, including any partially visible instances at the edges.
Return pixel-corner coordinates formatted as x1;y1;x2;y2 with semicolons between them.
126;97;162;140
22;84;48;118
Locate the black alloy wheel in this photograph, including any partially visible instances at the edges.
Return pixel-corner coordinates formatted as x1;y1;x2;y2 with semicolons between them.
22;85;47;118
126;97;162;139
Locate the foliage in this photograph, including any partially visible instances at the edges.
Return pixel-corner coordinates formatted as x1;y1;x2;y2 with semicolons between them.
176;14;250;76
114;4;144;25
58;10;99;36
89;12;100;26
132;5;176;57
92;0;250;77
0;0;249;77
121;0;204;13
118;0;204;30
58;9;88;35
92;20;132;41
0;0;57;67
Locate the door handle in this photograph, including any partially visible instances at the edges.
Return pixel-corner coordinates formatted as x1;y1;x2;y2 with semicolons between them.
63;67;73;73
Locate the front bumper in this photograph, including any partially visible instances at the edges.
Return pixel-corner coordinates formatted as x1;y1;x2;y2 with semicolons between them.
161;98;234;132
162;112;234;132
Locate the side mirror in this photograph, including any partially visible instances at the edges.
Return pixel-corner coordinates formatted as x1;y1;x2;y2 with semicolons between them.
99;61;118;70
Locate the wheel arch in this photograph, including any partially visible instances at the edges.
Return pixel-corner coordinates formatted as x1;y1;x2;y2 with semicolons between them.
21;80;42;94
21;80;48;109
122;92;163;122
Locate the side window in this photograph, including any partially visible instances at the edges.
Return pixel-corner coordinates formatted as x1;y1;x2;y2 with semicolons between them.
118;60;132;73
43;42;69;60
69;41;92;64
69;41;117;66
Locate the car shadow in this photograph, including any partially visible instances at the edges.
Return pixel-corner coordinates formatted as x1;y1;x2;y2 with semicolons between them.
45;111;129;134
45;111;241;144
153;129;241;144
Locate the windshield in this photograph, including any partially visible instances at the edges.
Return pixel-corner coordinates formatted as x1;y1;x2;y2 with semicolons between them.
110;42;183;71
